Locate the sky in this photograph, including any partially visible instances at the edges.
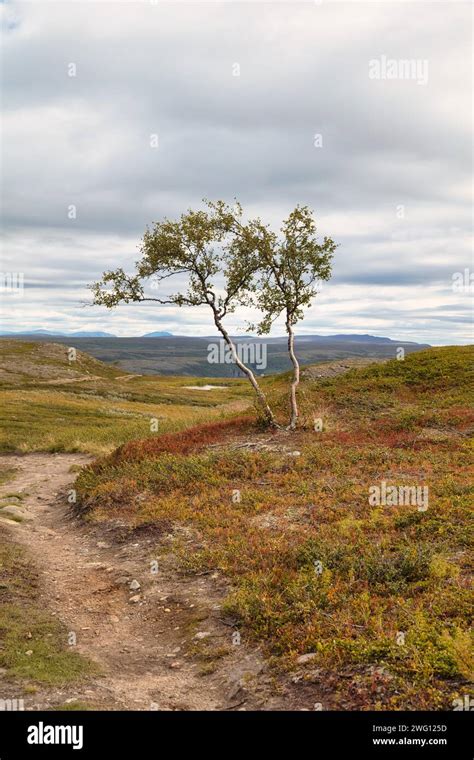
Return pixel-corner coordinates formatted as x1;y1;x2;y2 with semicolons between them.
1;0;472;343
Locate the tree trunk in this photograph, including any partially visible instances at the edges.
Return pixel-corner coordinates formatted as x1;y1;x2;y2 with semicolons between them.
213;313;278;427
286;316;300;430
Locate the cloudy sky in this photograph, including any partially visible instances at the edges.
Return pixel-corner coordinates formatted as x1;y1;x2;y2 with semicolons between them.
1;0;472;343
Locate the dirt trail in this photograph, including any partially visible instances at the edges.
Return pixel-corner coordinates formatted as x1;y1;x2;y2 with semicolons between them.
0;453;286;711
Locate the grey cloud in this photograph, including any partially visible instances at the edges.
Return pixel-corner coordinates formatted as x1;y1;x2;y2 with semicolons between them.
0;1;472;343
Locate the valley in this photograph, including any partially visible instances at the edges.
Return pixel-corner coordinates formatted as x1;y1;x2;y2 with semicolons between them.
0;333;430;377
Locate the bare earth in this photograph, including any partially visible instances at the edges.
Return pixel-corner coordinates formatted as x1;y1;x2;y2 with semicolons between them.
0;454;331;711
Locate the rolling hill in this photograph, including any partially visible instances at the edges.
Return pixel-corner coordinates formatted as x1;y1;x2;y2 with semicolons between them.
0;341;250;455
0;333;430;377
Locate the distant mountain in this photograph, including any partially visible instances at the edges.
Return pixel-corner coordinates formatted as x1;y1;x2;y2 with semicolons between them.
203;333;420;345
0;330;421;345
296;334;395;344
0;333;430;377
0;328;176;338
69;331;117;338
324;334;398;343
0;329;116;338
142;331;174;337
0;329;58;336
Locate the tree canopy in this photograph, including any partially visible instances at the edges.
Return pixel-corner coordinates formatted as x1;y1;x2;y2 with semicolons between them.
91;200;337;428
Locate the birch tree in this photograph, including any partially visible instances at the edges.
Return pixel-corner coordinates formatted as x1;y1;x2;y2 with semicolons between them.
249;206;336;429
90;201;277;426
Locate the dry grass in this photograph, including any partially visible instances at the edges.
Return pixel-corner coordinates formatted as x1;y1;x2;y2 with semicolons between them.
0;341;251;455
75;346;474;709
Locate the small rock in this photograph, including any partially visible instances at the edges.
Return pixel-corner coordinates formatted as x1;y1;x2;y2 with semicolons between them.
129;595;141;604
96;541;110;549
129;580;140;591
25;650;33;656
193;631;211;641
297;652;318;665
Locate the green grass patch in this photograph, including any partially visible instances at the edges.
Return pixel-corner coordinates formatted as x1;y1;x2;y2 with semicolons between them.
0;542;97;686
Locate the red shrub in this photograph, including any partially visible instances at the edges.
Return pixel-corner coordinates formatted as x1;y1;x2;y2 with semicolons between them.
91;415;254;472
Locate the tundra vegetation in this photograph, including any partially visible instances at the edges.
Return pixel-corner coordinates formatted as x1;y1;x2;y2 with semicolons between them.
0;338;471;709
74;345;473;709
90;201;336;429
0;341;249;455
